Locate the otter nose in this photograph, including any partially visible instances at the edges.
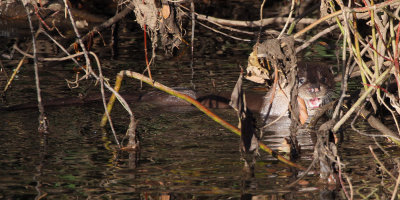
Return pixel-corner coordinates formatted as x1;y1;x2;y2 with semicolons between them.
308;83;320;93
308;87;320;93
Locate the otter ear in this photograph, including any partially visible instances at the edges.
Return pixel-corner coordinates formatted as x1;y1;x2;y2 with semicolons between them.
318;65;335;87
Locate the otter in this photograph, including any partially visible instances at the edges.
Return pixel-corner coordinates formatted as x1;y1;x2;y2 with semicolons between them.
147;62;334;115
261;62;335;154
2;62;334;115
260;62;334;118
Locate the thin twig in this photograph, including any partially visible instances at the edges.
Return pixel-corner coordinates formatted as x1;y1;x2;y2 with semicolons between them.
195;20;251;42
90;52;121;148
23;1;48;133
258;0;267;43
179;4;316;28
142;0;152;81
38;28;81;67
278;0;295;39
180;10;253;41
377;94;400;134
391;163;400;200
286;156;318;188
63;0;91;76
337;156;352;200
368;145;397;181
296;24;339;53
180;7;255;35
332;0;353;120
189;1;195;88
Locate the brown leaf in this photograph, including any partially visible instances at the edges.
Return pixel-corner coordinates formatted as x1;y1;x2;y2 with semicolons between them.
162;5;170;19
245;51;270;83
297;96;308;124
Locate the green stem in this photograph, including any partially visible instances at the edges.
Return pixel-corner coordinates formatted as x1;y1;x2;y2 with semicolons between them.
353;13;369;91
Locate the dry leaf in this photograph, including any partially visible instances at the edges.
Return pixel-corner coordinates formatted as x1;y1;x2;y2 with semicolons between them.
162;4;170;19
244;72;266;84
297;96;308;124
245;51;270;83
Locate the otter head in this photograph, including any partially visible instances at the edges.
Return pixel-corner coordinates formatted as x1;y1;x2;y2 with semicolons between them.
297;62;334;111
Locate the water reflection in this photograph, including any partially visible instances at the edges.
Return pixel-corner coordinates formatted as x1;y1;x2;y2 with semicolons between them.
0;103;322;199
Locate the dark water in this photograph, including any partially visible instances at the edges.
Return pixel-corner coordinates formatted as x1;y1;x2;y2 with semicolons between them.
0;3;399;200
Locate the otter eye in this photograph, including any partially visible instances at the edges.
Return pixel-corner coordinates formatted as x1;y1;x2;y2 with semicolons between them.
299;77;306;85
320;77;326;83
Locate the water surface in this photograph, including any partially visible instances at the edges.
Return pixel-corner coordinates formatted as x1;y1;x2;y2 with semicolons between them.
0;3;398;199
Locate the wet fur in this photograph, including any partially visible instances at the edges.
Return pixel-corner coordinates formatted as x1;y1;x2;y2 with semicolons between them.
260;62;335;117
